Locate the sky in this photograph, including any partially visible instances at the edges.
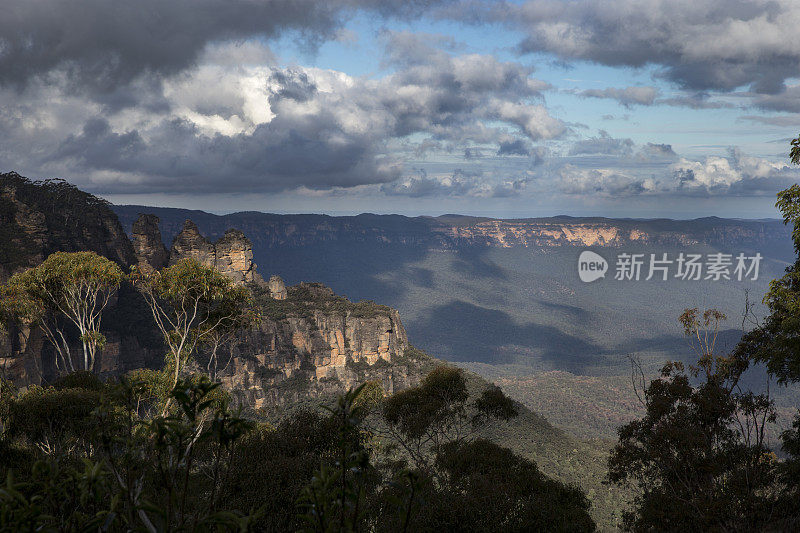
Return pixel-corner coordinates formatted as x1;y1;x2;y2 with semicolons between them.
3;1;800;219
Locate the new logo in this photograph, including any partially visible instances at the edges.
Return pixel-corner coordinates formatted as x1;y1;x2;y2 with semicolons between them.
578;251;608;282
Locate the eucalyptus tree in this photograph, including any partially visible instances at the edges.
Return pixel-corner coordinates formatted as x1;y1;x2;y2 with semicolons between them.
131;258;254;400
1;251;123;373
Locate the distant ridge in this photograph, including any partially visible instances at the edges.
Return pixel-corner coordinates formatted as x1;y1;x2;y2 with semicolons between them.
113;203;790;251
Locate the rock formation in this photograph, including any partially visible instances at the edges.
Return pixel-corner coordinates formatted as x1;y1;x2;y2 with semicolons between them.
0;177;426;408
268;275;287;300
0;172;136;282
168;220;264;285
131;214;169;273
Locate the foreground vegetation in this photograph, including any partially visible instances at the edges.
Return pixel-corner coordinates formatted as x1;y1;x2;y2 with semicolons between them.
0;365;596;531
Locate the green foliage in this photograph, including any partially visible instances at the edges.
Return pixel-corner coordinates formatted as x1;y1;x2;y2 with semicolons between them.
51;371;103;391
132;258;256;400
298;384;372;533
608;355;782;531
731;165;800;529
380;366;519;474
1;251;123;373
0;459;117;532
223;412;339;531
416;439;595;532
6;385;102;451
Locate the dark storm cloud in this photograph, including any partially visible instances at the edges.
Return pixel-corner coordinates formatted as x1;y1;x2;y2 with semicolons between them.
0;0;459;101
0;1;333;95
497;139;530;156
53;114;401;193
498;0;800;94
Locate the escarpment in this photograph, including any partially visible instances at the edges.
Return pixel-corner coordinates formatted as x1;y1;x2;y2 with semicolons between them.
0;172;136;282
217;283;415;409
114;206;791;253
128;215;415;407
1;185;422;406
0;174;158;385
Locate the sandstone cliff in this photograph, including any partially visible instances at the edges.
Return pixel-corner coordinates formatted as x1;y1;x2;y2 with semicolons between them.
131;214;169;273
218;283;414;409
2;191;421;407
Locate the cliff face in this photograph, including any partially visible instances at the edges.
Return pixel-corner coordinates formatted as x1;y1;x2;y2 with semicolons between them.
131;214;169;273
129;214;416;407
0;172;136;282
0;174;159;386
219;285;412;409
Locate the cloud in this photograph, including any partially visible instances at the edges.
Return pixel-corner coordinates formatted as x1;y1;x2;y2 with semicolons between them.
0;0;456;100
381;169;530;198
752;84;800;113
579;86;659;107
657;94;734;109
558;165;656;197
640;143;678;159
497;139;530;156
501;0;800;94
569;130;634;156
4;34;565;195
740;114;800;127
671;148;800;195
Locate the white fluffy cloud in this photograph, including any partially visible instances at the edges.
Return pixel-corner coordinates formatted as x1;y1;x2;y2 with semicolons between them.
672;149;799;194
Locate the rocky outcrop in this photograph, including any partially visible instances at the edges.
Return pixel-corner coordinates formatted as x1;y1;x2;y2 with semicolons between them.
169;220;216;267
169;220;264;284
131;214;169;273
214;229;261;284
268;275;287;300
1;177;426;408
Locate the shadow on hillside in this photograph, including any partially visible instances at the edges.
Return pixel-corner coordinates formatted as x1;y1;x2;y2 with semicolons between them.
407;300;610;372
450;249;508;280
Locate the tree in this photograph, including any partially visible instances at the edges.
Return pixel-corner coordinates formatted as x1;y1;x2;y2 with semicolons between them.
731;141;800;526
1;252;123;373
609;309;781;531
379;365;518;477
420;439;595;532
131;258;254;409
